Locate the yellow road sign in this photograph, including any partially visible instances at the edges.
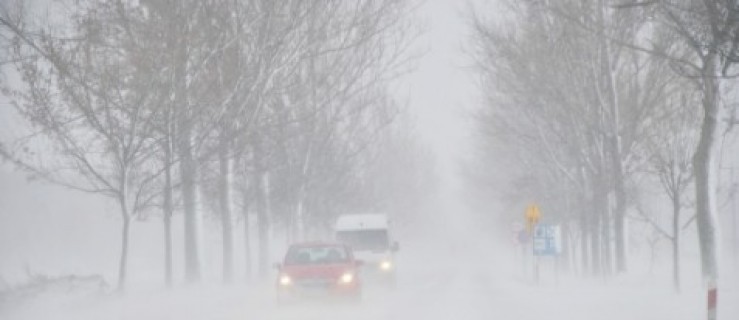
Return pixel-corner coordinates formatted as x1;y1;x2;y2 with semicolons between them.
525;204;541;233
525;204;541;222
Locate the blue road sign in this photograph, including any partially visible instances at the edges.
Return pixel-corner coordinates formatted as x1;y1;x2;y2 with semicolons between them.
533;224;561;256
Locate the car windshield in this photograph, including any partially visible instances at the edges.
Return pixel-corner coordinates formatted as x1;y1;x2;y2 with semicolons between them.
284;245;349;265
336;230;389;251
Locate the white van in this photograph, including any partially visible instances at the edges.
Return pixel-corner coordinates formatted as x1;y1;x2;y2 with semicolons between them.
334;214;399;285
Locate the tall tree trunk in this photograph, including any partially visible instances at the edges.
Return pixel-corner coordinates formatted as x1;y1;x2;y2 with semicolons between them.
118;198;131;291
562;186;573;275
218;131;234;283
602;204;612;276
116;159;132;291
163;156;174;288
163;118;174;288
597;0;627;273
241;154;253;282
693;54;721;283
590;211;601;276
560;222;571;274
295;193;306;241
590;185;603;276
672;193;681;292
243;190;252;281
580;201;590;275
256;170;271;278
254;137;271;278
173;6;201;282
613;184;627;273
163;208;173;287
611;137;627;274
179;119;201;282
295;140;313;241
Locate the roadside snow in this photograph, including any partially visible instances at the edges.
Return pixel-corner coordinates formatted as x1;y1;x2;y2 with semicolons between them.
1;261;736;320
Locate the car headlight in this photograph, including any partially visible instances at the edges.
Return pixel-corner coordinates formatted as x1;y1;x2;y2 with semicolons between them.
379;260;393;271
339;272;354;284
279;274;292;286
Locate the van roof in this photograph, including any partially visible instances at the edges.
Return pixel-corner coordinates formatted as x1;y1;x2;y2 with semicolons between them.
288;241;346;248
335;214;389;230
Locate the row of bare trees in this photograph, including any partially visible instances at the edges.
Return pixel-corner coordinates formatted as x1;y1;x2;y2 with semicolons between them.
0;0;429;290
468;0;738;294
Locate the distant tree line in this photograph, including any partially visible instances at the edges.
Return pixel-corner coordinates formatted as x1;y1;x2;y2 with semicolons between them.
0;0;433;290
468;0;738;293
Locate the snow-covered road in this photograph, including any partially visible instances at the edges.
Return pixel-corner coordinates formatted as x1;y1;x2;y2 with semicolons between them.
5;251;736;320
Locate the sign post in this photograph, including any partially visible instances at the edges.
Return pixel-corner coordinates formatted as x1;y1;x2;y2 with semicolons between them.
524;204;541;283
707;279;717;320
532;223;562;285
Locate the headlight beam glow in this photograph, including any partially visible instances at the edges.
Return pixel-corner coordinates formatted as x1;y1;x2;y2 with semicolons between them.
380;260;393;271
279;275;292;286
339;272;354;284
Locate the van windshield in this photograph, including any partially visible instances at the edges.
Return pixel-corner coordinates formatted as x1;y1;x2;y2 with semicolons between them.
336;230;389;251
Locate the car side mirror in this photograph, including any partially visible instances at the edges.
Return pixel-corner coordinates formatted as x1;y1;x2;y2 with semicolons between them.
273;262;282;270
392;241;400;252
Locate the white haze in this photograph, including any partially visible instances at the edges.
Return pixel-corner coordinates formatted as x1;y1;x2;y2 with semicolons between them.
2;183;737;320
1;0;739;320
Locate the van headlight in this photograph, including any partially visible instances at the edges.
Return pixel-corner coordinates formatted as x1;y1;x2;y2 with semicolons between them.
339;272;354;284
379;260;393;271
279;274;292;286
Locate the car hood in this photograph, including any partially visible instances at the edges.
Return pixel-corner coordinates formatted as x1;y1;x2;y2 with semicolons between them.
281;263;354;279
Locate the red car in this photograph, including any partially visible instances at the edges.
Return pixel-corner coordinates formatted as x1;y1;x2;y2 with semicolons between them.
275;242;362;303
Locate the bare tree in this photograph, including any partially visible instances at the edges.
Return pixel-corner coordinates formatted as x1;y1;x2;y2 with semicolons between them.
0;2;166;290
469;0;681;277
638;90;701;292
2;0;421;288
613;0;739;286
